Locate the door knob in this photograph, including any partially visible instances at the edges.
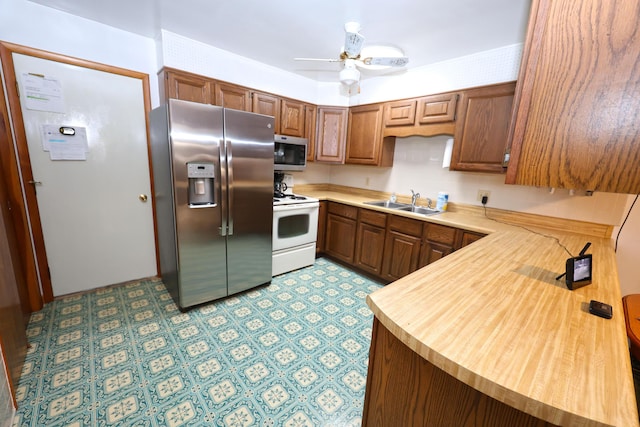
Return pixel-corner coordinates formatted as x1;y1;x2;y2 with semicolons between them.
139;194;148;202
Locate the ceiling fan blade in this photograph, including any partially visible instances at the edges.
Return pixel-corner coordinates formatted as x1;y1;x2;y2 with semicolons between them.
294;57;342;63
344;31;365;58
362;57;409;67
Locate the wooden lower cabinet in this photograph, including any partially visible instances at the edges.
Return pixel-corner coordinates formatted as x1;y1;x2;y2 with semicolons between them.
324;203;358;263
354;209;387;276
320;204;486;283
418;223;458;268
381;216;423;281
316;201;327;254
363;318;555;426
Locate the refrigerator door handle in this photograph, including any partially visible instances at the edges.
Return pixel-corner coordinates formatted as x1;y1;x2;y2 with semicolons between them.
227;139;234;236
219;139;228;236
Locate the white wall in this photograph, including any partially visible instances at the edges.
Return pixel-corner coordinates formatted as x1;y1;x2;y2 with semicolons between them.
0;0;159;107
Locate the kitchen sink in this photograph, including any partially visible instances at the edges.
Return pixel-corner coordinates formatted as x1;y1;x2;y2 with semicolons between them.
397;206;440;216
364;200;441;216
363;200;412;209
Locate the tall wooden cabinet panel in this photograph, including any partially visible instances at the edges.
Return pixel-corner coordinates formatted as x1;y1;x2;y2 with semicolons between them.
252;92;281;133
280;99;305;137
354;209;387;276
346;104;395;166
324;203;358;263
316;106;348;163
450;82;515;173
316;201;326;254
160;69;213;104
214;83;251;111
506;0;640;193
305;104;317;162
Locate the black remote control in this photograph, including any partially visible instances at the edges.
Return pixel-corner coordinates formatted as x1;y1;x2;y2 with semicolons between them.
589;300;612;319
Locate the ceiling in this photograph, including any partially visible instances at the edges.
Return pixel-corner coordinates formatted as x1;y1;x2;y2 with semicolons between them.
29;0;532;82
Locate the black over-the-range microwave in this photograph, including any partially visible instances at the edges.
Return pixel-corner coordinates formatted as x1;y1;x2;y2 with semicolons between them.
274;134;308;171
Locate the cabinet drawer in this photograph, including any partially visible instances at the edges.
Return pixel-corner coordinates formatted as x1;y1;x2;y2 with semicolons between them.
328;202;358;220
424;223;457;245
388;215;423;237
359;209;387;227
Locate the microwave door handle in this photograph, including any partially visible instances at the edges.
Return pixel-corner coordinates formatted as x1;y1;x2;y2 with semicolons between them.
227;139;234;236
219;139;228;236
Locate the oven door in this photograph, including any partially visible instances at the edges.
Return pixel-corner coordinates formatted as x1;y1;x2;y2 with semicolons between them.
273;202;319;251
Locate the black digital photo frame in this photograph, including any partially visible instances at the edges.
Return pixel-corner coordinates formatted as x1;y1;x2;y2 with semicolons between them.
565;253;592;290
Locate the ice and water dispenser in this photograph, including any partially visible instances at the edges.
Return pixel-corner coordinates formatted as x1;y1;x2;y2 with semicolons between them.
187;162;215;206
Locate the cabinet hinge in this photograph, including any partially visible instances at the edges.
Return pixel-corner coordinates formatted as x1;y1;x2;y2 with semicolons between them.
502;147;511;167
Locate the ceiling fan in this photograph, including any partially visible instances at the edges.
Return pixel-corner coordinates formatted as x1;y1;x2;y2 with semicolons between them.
295;22;409;86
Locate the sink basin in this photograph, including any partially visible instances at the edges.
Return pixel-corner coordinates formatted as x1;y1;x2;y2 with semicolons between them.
364;200;441;216
364;200;411;209
397;206;441;216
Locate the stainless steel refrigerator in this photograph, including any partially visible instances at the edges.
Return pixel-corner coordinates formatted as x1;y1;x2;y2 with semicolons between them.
150;99;274;309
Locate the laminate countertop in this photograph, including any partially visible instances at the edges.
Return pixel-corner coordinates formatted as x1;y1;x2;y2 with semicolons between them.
299;188;638;427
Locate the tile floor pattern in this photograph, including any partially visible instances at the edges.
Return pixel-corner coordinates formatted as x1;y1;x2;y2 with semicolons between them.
13;258;384;427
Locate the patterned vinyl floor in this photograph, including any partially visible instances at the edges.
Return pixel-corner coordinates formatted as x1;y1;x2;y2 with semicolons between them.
13;258;384;427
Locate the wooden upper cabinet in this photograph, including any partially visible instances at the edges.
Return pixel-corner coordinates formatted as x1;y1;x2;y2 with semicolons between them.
450;82;515;173
280;98;305;137
305;104;317;162
214;82;250;111
160;69;213;104
383;99;417;126
346;104;395;166
382;92;458;137
506;0;640;193
417;93;458;124
252;92;281;133
315;106;348;163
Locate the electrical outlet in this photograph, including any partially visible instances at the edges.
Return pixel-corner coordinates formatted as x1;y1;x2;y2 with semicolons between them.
477;190;490;203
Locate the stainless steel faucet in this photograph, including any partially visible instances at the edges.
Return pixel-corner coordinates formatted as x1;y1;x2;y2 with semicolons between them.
410;189;420;206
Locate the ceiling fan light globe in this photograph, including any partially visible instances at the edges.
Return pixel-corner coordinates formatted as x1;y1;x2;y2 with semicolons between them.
339;66;360;86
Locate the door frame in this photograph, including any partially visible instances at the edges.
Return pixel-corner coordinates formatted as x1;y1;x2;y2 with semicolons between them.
0;41;160;310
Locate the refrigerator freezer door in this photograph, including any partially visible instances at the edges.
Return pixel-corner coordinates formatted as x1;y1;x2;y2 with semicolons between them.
224;109;274;295
169;100;228;307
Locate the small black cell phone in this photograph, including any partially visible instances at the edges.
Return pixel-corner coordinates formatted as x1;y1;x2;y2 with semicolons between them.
589;300;612;319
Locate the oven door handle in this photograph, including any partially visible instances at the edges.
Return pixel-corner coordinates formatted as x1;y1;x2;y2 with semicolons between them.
273;202;320;212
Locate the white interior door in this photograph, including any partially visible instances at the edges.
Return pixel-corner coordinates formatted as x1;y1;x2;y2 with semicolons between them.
13;53;157;296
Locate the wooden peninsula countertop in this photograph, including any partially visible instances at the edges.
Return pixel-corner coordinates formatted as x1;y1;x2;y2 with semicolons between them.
298;186;639;427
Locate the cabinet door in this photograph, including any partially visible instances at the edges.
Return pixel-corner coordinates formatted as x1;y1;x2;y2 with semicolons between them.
416;93;458;124
316;106;348;163
162;69;213;104
451;82;515;173
280;98;305;137
346;104;394;166
215;83;251;111
383;99;417;126
305;104;317;162
419;241;454;268
252;92;281;133
325;213;357;263
381;231;422;281
506;0;640;193
456;231;485;249
316;200;327;254
354;210;387;277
